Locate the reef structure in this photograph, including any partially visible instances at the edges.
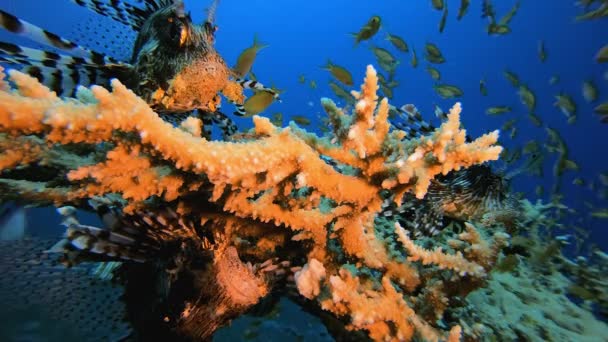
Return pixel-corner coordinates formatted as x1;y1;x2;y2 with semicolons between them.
0;64;515;341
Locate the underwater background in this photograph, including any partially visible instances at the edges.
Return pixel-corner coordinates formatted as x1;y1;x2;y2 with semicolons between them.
0;0;607;341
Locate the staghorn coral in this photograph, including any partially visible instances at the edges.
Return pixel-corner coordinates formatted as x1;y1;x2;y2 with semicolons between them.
0;64;529;340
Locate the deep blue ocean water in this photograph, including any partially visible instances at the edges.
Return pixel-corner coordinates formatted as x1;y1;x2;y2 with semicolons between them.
0;0;607;340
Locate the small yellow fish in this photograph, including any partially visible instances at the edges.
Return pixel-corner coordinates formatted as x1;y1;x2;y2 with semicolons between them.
498;1;520;26
309;80;317;89
597;44;608;63
522;140;539;154
242;90;278;116
424;43;445;63
298;74;306;84
270;112;283;126
528;113;542;127
549;75;560;85
328;81;355;105
385;79;399;88
433;84;463;99
352;16;381;45
504;70;520;87
291;115;311;126
554;157;579;177
480;79;488;96
378;73;387;85
554;94;577;120
487;24;511;35
573;178;585;186
457;0;470;20
577;5;608;21
386;33;409;52
411;47;418;68
323;60;353;86
431;0;444;10
378;59;399;77
582;80;598;102
234;35;268;78
426;65;441;80
485;106;511;115
380;84;393;99
594;102;608;123
439;4;448;33
502;118;517;131
518;85;536;111
371;46;398;65
538;40;547;62
591;208;608;219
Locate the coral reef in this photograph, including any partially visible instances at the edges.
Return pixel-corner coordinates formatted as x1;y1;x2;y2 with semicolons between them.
0;64;605;341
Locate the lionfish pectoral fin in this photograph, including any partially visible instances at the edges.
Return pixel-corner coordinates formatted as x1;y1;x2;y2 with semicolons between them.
0;9;120;64
54;205;155;263
0;41;133;96
389;104;436;140
0;238;132;340
70;0;173;31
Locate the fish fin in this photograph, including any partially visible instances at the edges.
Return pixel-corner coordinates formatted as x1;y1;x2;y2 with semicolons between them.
237;78;279;97
54;204;162;264
202;109;238;139
252;34;269;51
232;103;247;117
389;104;436;139
0;42;133;96
70;0;170;31
0;238;132;340
0;9;120;63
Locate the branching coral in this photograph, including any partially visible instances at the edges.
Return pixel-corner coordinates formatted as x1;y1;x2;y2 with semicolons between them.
0;64;510;340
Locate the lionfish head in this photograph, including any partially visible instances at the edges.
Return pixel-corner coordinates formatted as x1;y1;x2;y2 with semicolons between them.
132;0;230;114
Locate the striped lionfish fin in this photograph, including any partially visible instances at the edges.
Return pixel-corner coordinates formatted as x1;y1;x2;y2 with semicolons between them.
379;194;446;238
52;198;199;264
0;9;120;64
0;239;132;340
389;104;436;139
0;41;132;96
236;78;280;98
52;205;157;264
202;109;238;139
71;0;175;31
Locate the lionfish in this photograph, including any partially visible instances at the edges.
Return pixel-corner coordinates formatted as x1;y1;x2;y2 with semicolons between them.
0;0;274;139
382;103;522;236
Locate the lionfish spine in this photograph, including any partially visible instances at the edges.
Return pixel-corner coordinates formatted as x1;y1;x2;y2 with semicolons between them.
0;9;118;64
237;78;280;98
0;41;130;69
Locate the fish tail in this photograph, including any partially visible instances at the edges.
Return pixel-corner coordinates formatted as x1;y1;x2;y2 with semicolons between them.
0;238;132;340
252;34;269;51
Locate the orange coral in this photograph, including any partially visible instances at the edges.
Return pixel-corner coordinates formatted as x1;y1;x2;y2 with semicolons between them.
0;64;508;341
